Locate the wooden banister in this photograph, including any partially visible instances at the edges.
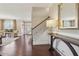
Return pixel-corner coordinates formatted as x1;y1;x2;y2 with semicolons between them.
32;16;50;30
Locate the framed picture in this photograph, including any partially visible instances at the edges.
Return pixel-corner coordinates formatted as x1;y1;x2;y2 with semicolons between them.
59;3;79;29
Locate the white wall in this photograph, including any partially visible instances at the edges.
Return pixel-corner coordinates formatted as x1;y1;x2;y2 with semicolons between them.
0;4;32;21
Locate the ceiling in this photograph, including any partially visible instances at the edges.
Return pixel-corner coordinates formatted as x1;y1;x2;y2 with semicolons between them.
0;3;53;20
0;3;53;7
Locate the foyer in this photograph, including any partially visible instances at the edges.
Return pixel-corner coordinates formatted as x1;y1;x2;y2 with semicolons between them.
0;3;79;56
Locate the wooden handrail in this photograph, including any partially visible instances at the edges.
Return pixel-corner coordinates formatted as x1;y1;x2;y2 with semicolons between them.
32;16;50;30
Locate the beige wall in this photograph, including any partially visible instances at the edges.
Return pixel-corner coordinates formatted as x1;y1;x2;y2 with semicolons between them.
0;20;4;30
49;4;58;20
32;7;49;28
13;20;17;30
0;20;1;30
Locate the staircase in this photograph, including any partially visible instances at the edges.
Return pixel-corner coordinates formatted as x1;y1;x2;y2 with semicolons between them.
32;17;50;45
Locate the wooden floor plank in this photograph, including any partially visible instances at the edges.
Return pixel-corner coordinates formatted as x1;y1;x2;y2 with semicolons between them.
0;35;59;56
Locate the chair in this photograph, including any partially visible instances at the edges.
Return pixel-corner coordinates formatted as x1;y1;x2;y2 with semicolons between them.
13;30;18;37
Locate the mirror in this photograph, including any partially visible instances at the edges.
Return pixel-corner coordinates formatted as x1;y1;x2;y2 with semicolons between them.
59;3;79;29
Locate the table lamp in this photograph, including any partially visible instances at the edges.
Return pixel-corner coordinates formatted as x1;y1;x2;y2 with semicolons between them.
46;19;58;51
46;19;58;35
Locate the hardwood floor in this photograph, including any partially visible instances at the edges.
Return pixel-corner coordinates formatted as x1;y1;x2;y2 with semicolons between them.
32;44;52;56
0;35;59;56
0;35;32;56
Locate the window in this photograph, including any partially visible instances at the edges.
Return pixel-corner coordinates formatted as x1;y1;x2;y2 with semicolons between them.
4;20;13;29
